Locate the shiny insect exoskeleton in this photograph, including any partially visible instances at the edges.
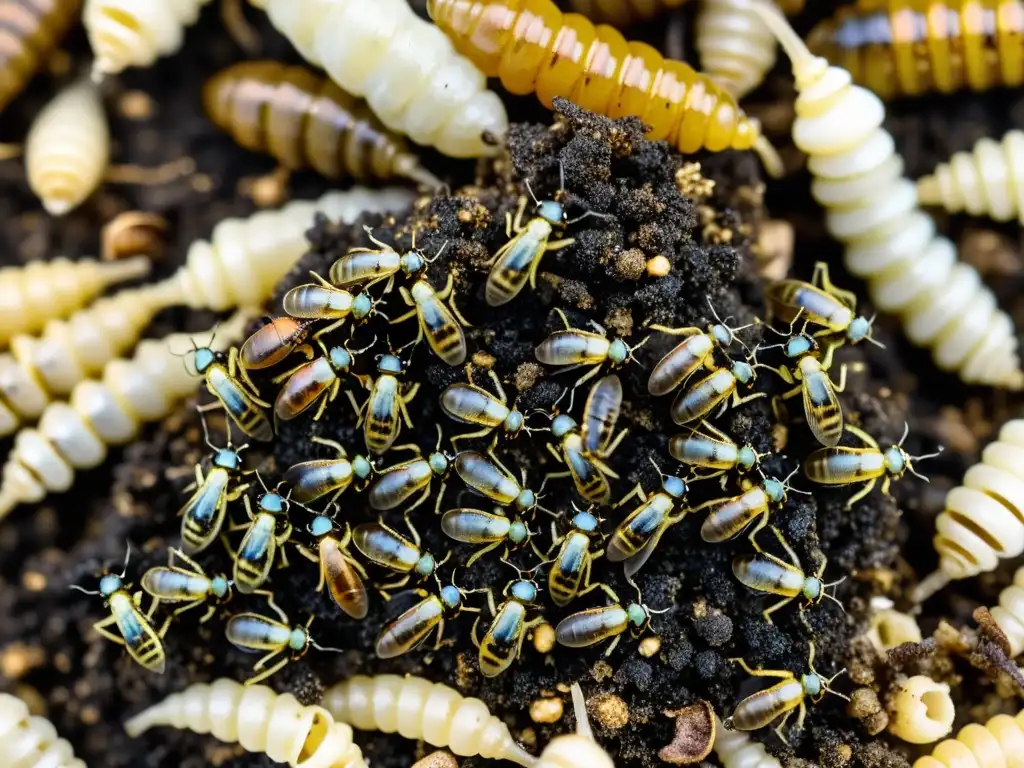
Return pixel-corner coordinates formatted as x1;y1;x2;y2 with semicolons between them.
329;229;427;291
554;583;661;656
231;487;295;594
473;576;544;677
283;436;373;505
669;422;764;485
804;423;941;509
697;470;803;546
441;508;532;567
763;331;847;447
732;526;845;624
545;412;620;505
367;436;452;513
70;546;168;674
282;271;382;337
393;271;469;366
725;642;847;744
273;337;371;423
454;450;545;515
647;308;754;396
606;463;689;579
440;368;527;447
547;507;603;606
226;590;342;685
192;342;273;442
765;262;877;347
485;190;577;307
535;309;647;389
179;418;251;555
375;578;477;659
0;0;82;114
295;515;369;619
671;350;765;426
352;520;446;595
239;316;315;373
582;374;626;457
140;547;232;623
360;353;420;455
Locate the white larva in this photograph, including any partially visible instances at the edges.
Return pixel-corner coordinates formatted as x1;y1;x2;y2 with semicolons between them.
322;674;538;766
887;676;955;745
0;312;251;521
990;566;1024;658
246;0;508;158
124;678;365;768
750;1;1024;389
535;683;614;768
84;0;214;79
712;715;781;768
0;693;85;768
25;79;109;216
913;708;1024;768
917;130;1024;226
696;0;778;99
0;256;150;347
0;282;182;437
160;187;414;312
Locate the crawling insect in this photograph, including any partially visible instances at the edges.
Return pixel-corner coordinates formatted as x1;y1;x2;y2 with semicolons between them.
544;409;620;505
352;520;447;594
226;590;342;685
190;337;274;442
454;450;546;515
581;374;624;457
295;514;368;619
272;337;372;423
283;436;373;505
441;508;532;567
765;262;877;347
230;483;295;594
535;309;647;389
669;422;765;484
440;367;528;446
70;545;167;673
671;349;765;426
546;505;604;607
393;271;469;366
554;582;664;656
359;352;420;455
141;547;232;623
367;430;452;512
606;461;689;579
725;642;848;744
179;412;251;555
647;306;754;396
375;576;478;659
328;229;429;290
804;423;941;509
282;273;382;336
473;570;545;677
239;316;315;373
732;526;845;623
697;469;805;546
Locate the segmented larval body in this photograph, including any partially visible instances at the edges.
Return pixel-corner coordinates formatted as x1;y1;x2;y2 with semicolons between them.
914;707;1024;768
0;693;85;768
713;716;781;768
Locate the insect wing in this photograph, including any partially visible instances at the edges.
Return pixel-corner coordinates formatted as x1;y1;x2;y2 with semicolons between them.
234;515;276;593
583;374;622;454
375;596;443;659
275;357;334;421
802;363;843;447
110;593;165;673
486;233;540;306
207;366;273;441
179;468;230;554
417;288;467;366
550;533;589;606
564;436;610;504
479;601;526;677
364;376;400;454
321;537;368;619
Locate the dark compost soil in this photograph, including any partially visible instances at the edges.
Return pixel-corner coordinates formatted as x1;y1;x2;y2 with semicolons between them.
1;2;1022;768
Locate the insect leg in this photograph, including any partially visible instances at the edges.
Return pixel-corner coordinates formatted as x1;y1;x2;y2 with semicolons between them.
603;634;621;657
92;616;126;646
247;652;289;685
844;478;877;509
466;540;502;567
762;596;796;624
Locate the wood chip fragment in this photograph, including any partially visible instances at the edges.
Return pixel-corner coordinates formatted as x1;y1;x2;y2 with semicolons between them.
658;701;715;764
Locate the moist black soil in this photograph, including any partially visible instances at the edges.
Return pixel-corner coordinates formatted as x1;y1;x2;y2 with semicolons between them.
0;3;1020;768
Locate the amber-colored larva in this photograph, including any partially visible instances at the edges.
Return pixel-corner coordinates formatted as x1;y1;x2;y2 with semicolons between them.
25;78;109;215
83;0;213;79
204;61;441;188
887;676;955;745
712;715;781;768
247;0;508;159
750;1;1023;388
990;566;1024;657
0;313;251;521
0;693;84;768
913;419;1024;601
426;0;782;177
0;0;83;113
913;706;1024;768
322;674;538;766
916;130;1024;225
564;0;685;27
160;187;414;312
124;678;365;768
0;282;182;436
807;0;1024;102
535;683;614;768
0;255;150;348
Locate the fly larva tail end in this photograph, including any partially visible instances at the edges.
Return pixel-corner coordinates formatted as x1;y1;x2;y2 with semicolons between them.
748;1;827;85
753;135;784;179
100;254;153;286
394;154;444;191
124;700;173;737
43;198;74;217
910;570;952;605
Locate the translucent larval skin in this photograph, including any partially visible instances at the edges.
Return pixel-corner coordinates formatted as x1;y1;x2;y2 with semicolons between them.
807;0;1024;101
0;692;85;768
564;0;686;27
426;0;773;161
248;0;508;158
0;0;82;113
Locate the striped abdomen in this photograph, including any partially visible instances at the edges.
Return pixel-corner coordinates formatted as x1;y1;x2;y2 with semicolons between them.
375;596;443;659
671;368;736;424
0;0;81;111
700;487;768;543
804;448;885;485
